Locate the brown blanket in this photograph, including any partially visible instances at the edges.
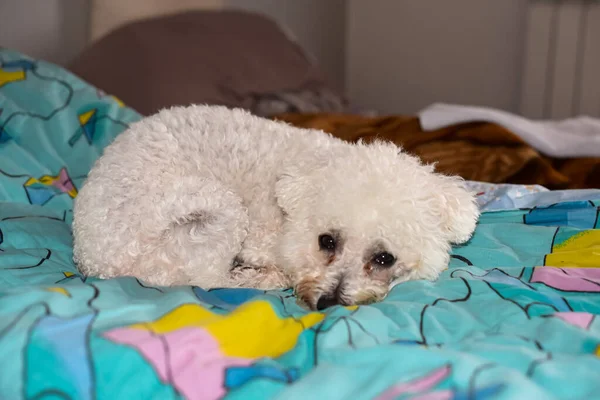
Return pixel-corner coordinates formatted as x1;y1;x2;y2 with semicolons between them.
274;113;600;190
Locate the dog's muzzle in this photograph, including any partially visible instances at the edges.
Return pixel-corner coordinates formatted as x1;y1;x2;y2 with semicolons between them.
315;278;347;310
316;295;339;310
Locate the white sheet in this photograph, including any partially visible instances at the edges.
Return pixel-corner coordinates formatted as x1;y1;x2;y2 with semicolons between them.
419;103;600;158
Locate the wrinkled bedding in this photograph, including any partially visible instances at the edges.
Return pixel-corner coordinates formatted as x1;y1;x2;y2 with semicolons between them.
275;113;600;190
1;49;599;400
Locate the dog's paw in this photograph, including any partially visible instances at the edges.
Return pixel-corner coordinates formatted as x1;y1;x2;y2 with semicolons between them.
229;263;290;290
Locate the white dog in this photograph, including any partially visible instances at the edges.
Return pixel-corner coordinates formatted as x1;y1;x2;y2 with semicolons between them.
73;105;478;310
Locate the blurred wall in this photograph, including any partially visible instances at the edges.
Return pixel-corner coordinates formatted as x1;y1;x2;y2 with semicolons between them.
0;0;91;66
2;1;597;117
346;0;529;114
225;0;346;91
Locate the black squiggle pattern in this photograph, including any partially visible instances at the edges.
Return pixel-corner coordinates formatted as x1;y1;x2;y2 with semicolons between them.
468;362;498;399
418;277;472;345
0;65;74;133
5;249;52;270
526;352;553;377
1;215;64;222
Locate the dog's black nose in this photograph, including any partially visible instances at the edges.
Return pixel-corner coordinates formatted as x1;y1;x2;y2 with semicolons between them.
316;295;339;310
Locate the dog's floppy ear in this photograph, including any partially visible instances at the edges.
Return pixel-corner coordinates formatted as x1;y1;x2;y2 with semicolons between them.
275;147;333;214
435;175;480;244
275;160;324;214
275;171;305;214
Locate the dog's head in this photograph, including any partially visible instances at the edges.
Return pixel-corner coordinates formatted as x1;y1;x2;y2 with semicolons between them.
275;139;479;310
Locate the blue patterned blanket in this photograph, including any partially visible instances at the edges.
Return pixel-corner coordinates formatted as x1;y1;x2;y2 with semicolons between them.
0;49;599;400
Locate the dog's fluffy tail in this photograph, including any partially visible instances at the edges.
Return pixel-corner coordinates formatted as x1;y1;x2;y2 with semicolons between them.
73;176;249;287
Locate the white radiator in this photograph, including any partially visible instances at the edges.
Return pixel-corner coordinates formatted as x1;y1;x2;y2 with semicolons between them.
520;0;600;119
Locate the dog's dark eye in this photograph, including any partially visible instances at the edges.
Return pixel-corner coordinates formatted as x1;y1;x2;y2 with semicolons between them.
318;234;336;251
372;252;395;267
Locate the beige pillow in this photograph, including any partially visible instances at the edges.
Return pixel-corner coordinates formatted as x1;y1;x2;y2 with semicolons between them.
70;11;345;116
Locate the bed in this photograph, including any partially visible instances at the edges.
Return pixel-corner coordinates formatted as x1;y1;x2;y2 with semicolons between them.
1;46;600;399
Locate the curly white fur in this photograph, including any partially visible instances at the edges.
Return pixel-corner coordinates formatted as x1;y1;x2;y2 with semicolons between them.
73;105;479;310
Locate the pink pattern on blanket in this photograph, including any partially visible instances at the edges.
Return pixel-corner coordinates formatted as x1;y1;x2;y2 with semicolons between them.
375;365;451;400
531;267;600;292
54;167;76;194
104;326;252;400
553;312;595;329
